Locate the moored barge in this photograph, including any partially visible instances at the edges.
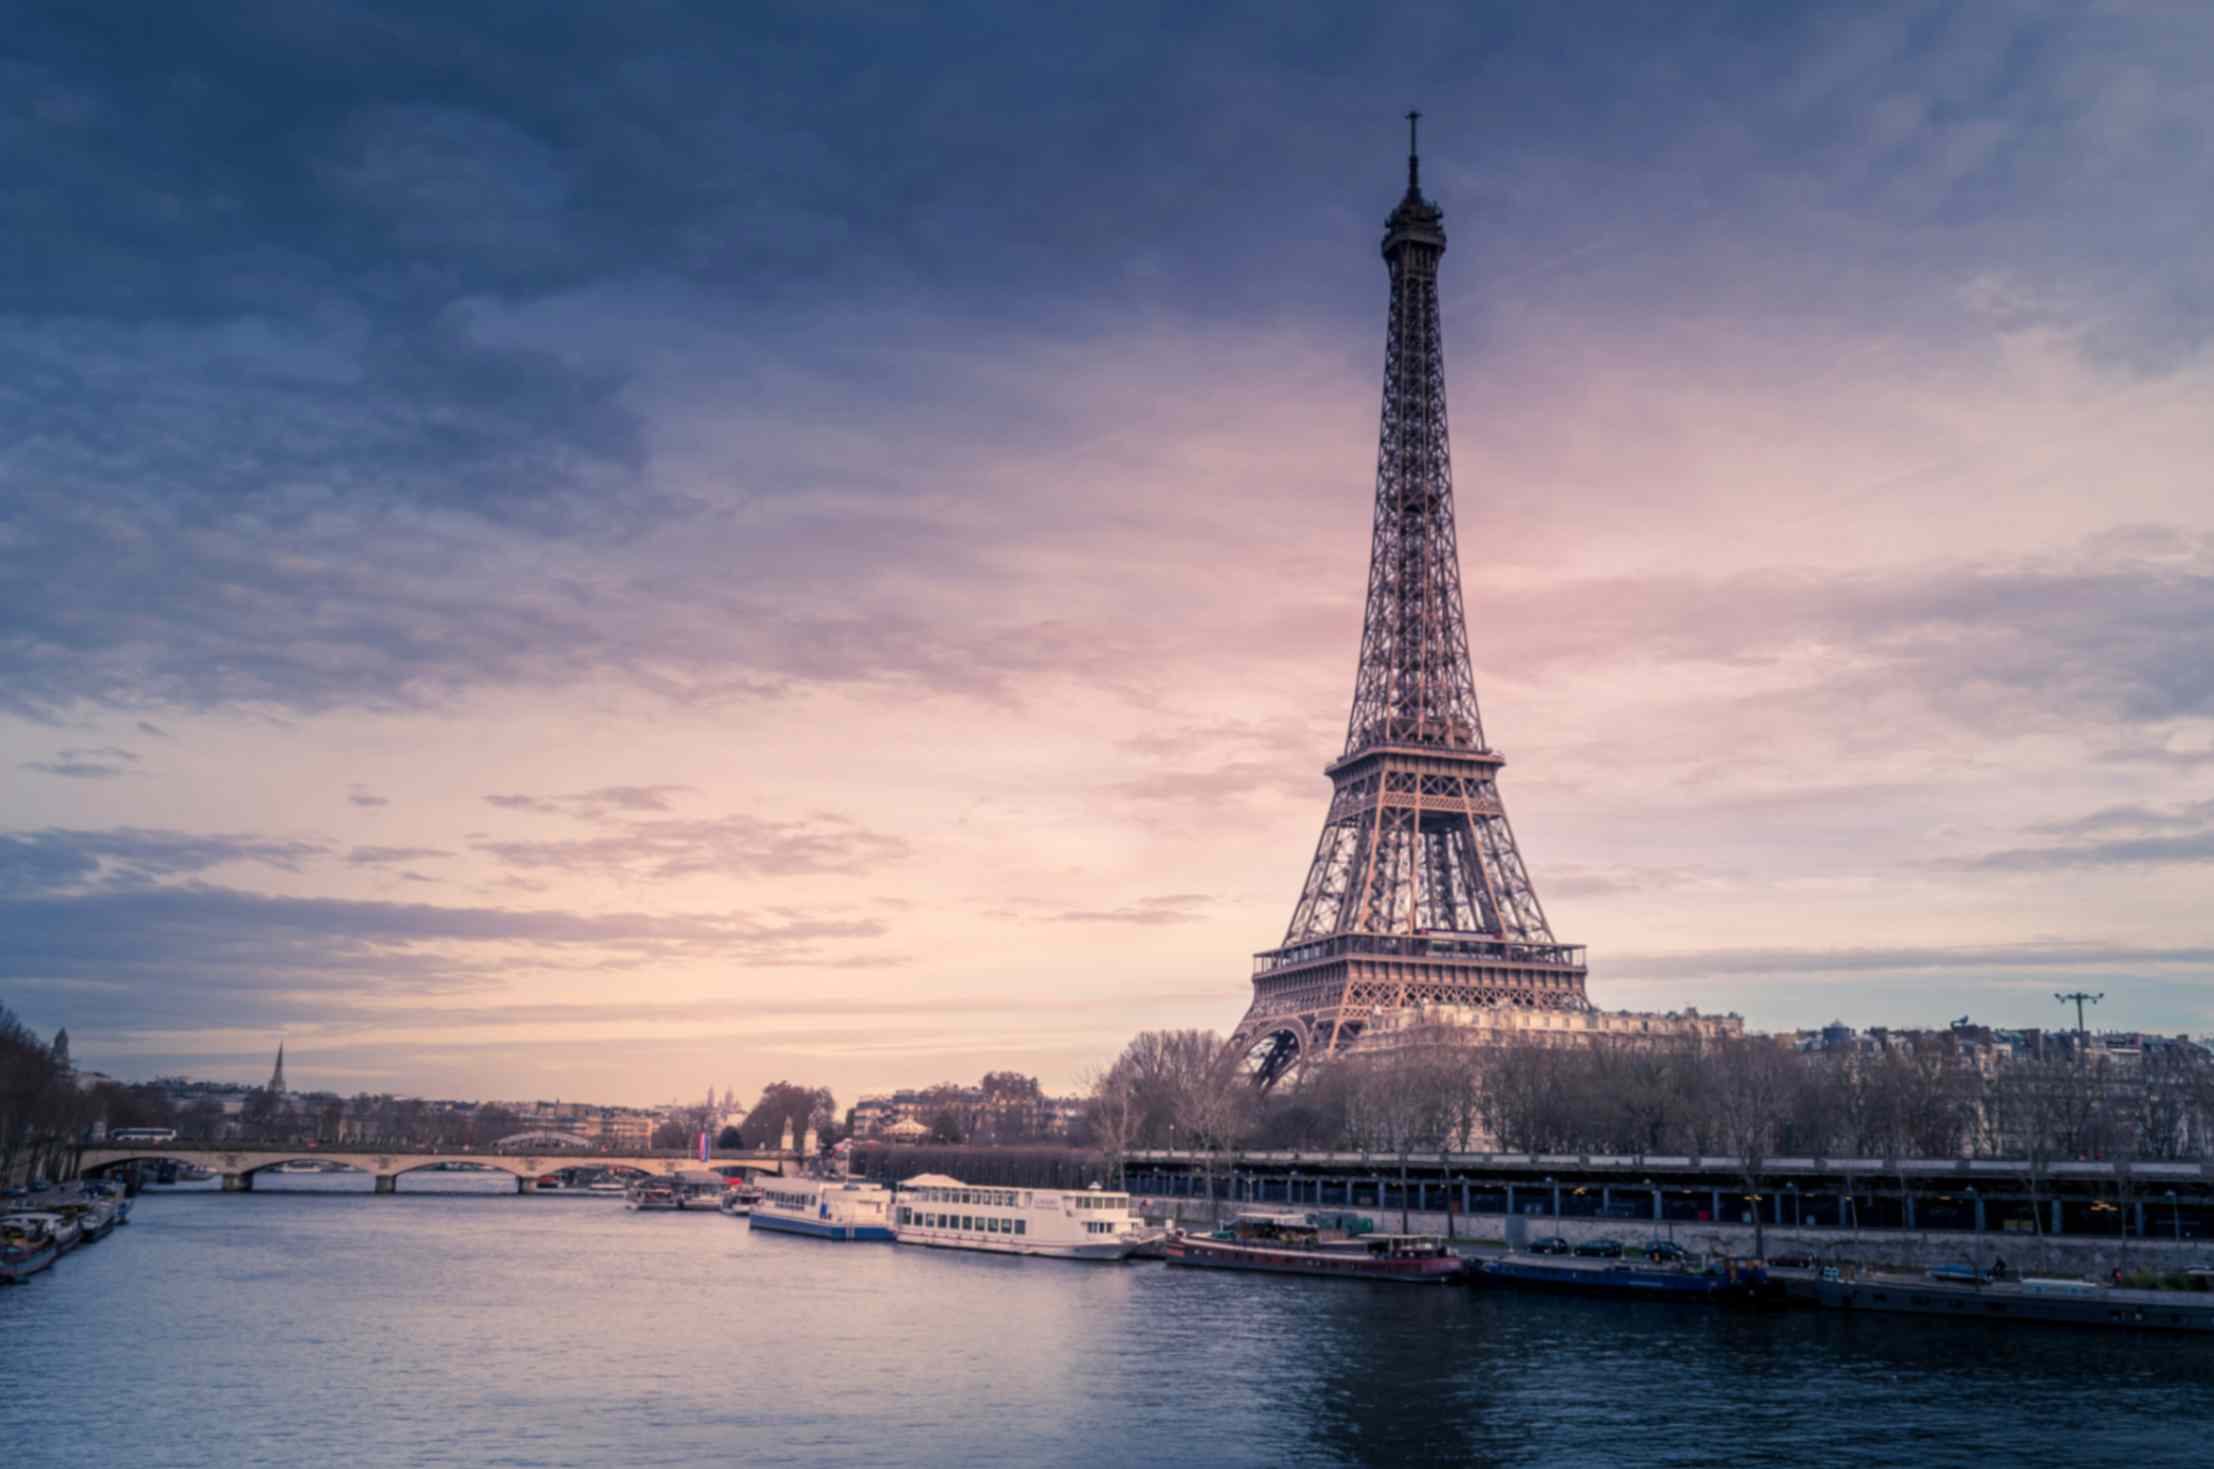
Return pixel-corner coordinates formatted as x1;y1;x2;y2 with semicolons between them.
1164;1214;1464;1283
1471;1251;1774;1302
1787;1268;2214;1334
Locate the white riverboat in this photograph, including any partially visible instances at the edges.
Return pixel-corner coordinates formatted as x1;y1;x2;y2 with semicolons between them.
749;1178;894;1241
892;1175;1144;1260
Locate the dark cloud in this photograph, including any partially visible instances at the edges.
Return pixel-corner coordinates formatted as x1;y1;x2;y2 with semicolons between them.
1946;796;2214;871
563;785;692;816
1049;894;1210;927
0;827;328;896
0;860;708;1054
2028;798;2214;838
347;787;391;808
1966;832;2214;873
0;885;895;1034
473;812;908;882
2;4;2202;726
482;786;691;820
22;746;140;778
2094;741;2214;771
21;759;127;780
1475;534;2214;734
135;721;168;738
1609;941;2214;980
345;846;452;866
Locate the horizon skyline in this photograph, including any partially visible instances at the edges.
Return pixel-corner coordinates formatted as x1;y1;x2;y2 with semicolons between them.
7;4;2213;1107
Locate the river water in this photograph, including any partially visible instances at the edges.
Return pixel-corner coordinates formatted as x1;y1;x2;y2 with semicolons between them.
6;1173;2212;1467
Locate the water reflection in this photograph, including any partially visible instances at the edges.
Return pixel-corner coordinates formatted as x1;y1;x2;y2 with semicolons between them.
5;1185;2209;1468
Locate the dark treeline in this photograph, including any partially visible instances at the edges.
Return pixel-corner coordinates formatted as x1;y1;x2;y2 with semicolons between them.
2;1006;79;1182
1082;1029;2214;1179
680;1081;837;1152
846;1143;1109;1190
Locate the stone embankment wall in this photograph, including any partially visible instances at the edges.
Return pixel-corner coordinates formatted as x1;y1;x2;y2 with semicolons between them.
1134;1196;2210;1277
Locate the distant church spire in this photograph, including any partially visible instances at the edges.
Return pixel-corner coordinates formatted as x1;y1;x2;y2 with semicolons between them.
269;1042;287;1094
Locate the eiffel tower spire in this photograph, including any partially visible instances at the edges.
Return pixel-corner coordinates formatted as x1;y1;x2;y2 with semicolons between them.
1232;124;1589;1086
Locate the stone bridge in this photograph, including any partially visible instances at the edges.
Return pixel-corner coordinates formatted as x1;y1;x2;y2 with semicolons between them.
77;1144;788;1194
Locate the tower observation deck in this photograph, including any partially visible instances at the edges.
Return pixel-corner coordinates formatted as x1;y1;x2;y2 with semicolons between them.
1230;117;1590;1086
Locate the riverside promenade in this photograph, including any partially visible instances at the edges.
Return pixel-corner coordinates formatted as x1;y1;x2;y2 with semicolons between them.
1121;1148;2214;1276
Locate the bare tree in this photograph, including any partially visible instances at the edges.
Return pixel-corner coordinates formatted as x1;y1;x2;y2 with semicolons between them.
1712;1038;1795;1258
1082;1062;1140;1189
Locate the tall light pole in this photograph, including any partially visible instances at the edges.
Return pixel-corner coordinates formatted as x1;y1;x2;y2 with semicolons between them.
2053;991;2103;1050
2167;1189;2181;1244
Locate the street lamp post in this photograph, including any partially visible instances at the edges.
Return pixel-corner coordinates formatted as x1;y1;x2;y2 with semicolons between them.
1968;1185;1981;1270
1545;1174;1558;1232
2167;1189;2181;1244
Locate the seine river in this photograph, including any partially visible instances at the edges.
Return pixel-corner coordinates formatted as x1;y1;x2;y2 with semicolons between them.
7;1173;2212;1467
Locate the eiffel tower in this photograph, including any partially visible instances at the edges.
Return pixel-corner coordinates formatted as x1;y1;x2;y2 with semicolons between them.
1231;116;1589;1086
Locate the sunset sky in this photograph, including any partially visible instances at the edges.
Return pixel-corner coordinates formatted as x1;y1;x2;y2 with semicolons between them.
5;3;2211;1106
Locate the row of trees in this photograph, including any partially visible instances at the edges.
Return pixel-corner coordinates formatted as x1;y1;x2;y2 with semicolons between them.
1;1007;77;1182
902;1071;1048;1144
668;1081;839;1152
1083;1028;2214;1180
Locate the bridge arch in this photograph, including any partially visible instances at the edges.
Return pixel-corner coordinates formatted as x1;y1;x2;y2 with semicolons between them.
82;1150;200;1178
1237;1017;1315;1089
492;1130;595;1151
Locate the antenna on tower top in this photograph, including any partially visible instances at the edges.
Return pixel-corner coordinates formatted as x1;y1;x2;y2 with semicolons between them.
1406;109;1422;191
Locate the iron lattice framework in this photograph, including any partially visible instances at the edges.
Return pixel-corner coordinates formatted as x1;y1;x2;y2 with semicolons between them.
1231;119;1589;1086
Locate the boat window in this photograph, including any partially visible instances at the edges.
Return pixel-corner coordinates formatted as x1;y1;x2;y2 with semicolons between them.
1015;1220;1026;1235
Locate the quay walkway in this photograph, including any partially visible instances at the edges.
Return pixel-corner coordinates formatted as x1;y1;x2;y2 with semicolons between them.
1122;1149;2214;1245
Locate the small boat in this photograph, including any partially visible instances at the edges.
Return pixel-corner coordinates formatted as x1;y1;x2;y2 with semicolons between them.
750;1178;895;1241
57;1199;116;1245
624;1182;681;1212
719;1185;761;1217
279;1160;324;1174
586;1178;629;1196
1163;1213;1465;1283
893;1175;1146;1260
1;1219;60;1283
1;1212;79;1255
535;1175;564;1190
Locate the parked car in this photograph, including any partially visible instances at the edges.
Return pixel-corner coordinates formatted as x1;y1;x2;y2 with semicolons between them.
1768;1251;1818;1269
1640;1239;1687;1263
1573;1237;1624;1259
1528;1235;1573;1256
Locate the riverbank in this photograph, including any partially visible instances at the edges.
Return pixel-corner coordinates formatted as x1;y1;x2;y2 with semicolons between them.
1136;1195;2214;1278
